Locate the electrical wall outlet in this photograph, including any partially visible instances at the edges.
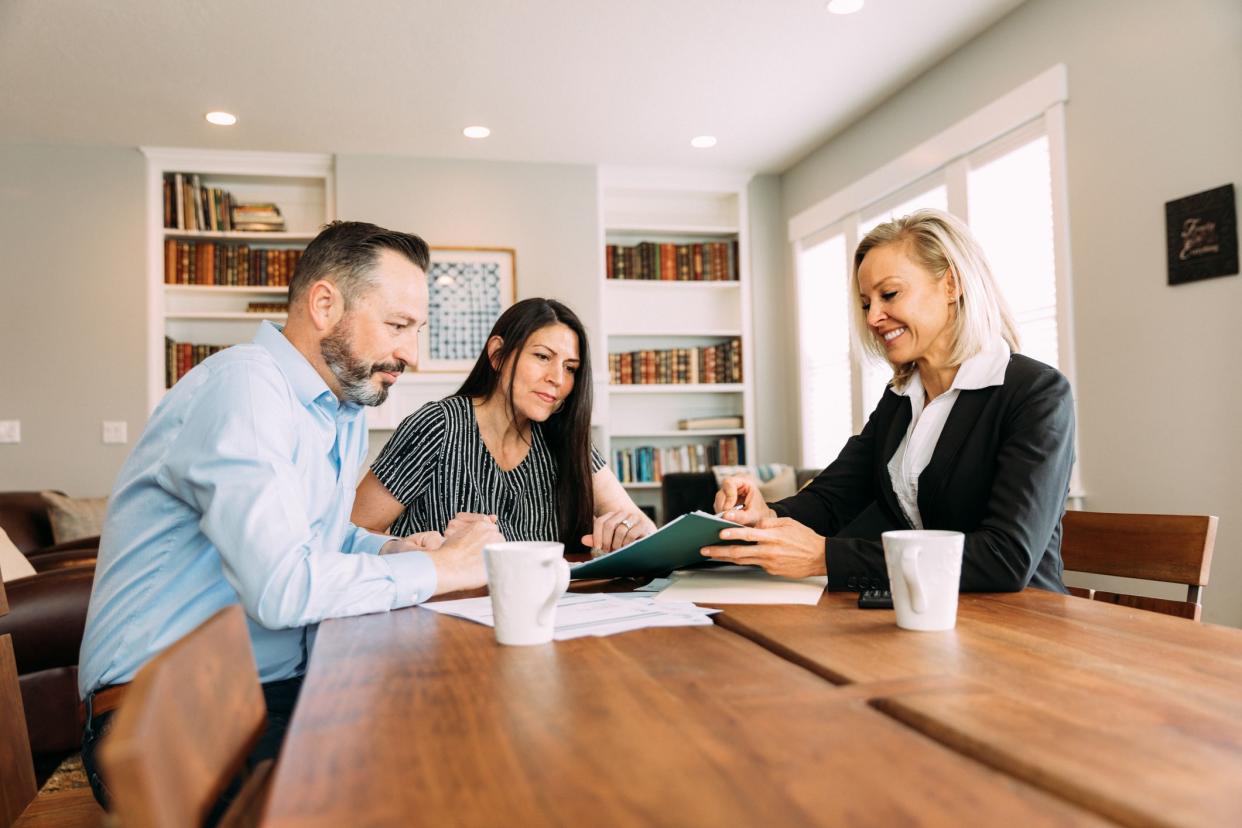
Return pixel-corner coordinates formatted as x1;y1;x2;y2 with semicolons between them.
102;421;128;444
0;420;19;443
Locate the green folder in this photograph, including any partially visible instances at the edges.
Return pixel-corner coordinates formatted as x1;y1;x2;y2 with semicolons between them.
571;511;752;580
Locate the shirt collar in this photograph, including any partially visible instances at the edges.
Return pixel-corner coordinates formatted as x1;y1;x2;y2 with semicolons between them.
896;337;1011;399
253;321;343;410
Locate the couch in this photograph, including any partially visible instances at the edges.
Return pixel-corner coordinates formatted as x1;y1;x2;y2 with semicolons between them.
0;491;99;783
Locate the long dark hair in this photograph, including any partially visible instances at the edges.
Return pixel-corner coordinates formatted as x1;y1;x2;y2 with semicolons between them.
455;298;594;551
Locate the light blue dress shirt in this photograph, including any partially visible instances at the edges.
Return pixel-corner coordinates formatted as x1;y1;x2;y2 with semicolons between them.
79;322;436;696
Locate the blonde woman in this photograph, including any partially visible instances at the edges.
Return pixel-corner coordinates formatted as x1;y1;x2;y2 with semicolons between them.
706;209;1074;592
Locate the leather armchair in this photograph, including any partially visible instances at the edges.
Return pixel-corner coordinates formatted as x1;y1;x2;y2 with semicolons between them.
1;491;98;780
0;490;99;568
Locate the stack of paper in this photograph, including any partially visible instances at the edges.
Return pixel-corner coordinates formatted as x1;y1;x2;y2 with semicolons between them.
421;593;719;640
652;566;828;605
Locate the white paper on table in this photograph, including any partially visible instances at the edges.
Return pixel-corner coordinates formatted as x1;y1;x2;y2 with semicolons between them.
420;592;719;640
653;566;828;605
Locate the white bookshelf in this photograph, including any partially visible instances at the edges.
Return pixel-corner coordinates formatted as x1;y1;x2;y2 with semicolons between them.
596;168;756;515
142;148;335;412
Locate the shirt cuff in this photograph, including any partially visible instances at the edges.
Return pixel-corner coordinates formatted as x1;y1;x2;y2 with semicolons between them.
353;530;394;557
384;550;438;607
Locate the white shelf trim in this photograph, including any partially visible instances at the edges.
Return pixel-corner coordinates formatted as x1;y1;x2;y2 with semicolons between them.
605;279;740;288
608;384;744;394
606;224;738;236
166;312;287;321
619;482;662;490
610;429;745;438
608;329;742;338
163;230;317;241
165;285;289;294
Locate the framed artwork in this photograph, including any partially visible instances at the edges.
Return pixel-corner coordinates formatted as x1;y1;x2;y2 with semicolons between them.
1165;183;1237;286
418;246;516;372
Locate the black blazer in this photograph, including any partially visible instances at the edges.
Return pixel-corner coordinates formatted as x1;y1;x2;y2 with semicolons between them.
773;354;1074;593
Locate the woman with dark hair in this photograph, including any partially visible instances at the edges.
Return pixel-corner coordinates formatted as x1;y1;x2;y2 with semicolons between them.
352;298;656;554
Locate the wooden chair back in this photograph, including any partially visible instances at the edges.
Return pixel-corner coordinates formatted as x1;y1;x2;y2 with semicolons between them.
99;604;268;828
1061;511;1217;621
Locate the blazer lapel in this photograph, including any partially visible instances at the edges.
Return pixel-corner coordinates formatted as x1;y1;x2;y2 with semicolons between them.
877;395;912;525
918;386;994;509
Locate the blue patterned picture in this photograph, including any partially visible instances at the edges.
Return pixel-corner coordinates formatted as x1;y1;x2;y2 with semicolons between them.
420;247;515;371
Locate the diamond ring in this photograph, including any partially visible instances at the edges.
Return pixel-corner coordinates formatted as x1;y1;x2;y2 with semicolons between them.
620;518;634;529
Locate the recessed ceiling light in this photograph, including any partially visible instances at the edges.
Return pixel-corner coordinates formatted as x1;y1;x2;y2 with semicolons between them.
826;0;864;14
463;125;491;139
690;135;717;149
205;111;237;126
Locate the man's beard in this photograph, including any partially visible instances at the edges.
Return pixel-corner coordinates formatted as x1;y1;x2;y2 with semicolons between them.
320;317;405;406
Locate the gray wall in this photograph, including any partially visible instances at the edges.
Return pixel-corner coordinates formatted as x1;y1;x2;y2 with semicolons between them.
0;145;147;496
781;0;1242;626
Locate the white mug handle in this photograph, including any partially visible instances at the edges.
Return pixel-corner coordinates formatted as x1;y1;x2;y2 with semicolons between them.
901;545;927;613
537;557;571;627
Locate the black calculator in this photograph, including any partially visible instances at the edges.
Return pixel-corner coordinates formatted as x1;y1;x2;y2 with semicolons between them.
857;588;894;609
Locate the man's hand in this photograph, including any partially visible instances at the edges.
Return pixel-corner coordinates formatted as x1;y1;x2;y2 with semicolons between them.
444;512;499;541
712;474;775;526
426;519;505;596
700;516;827;579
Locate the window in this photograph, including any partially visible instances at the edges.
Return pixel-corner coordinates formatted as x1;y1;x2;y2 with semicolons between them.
790;67;1073;473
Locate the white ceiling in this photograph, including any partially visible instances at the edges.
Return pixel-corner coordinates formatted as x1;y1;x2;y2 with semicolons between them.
0;0;1027;173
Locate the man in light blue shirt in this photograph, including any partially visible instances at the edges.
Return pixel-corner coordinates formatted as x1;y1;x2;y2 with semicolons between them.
78;221;502;808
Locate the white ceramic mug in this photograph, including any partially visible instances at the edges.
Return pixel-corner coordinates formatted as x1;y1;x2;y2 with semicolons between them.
483;541;571;646
882;530;964;631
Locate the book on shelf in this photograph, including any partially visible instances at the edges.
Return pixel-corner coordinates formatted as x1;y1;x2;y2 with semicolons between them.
612;437;744;484
163;239;301;286
607;339;742;385
678;415;743;430
605;240;738;282
163;173;236;232
165;337;231;388
231;202;285;232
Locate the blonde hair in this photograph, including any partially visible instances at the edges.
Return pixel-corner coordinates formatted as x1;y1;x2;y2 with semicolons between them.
851;208;1020;390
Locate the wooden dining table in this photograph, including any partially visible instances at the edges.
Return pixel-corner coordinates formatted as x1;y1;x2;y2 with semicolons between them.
260;587;1242;828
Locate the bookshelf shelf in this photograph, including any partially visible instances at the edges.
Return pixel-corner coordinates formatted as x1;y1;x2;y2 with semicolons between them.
611;429;746;438
608;329;742;338
608;384;744;394
605;223;738;236
605;279;740;289
144;148;334;409
165;285;288;295
163;230;319;242
597;170;756;516
165;312;288;321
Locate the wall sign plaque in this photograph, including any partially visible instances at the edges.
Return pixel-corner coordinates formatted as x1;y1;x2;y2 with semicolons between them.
1165;183;1237;286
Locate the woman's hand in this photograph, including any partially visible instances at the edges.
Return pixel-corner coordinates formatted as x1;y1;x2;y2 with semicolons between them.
700;516;827;579
381;531;445;553
712;474;775;526
582;509;656;555
444;512;499;541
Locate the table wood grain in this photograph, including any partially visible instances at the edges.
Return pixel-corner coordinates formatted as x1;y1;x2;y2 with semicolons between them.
260;605;1105;828
714;590;1242;828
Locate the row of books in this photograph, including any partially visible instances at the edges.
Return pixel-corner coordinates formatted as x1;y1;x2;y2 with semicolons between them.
165;338;229;388
162;173;287;232
612;438;744;484
164;240;302;286
608;339;742;385
606;241;738;281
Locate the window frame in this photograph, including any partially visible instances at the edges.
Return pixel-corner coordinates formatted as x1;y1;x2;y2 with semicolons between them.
788;65;1080;496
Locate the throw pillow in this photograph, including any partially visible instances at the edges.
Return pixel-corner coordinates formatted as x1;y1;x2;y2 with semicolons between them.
41;491;108;545
0;526;37;582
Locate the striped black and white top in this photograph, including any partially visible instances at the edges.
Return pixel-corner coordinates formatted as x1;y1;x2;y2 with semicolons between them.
372;395;605;543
